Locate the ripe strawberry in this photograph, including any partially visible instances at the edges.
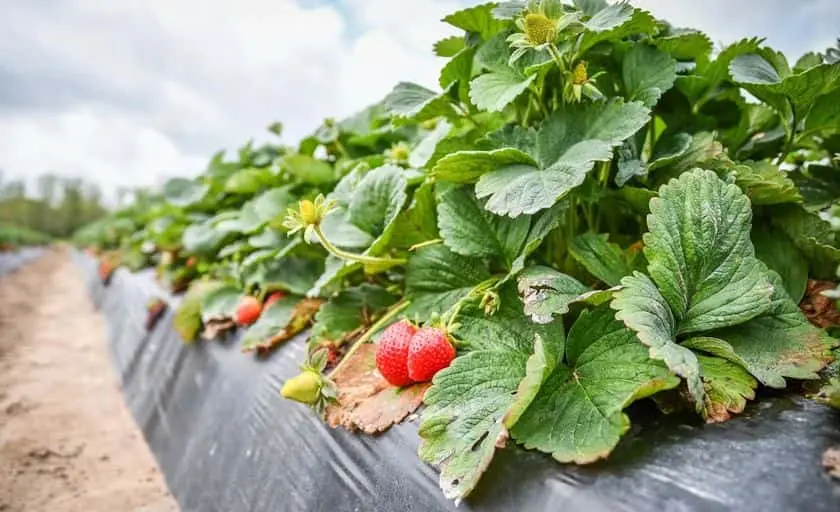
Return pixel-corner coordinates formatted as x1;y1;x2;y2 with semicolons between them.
407;327;455;383
375;320;417;387
264;291;287;309
235;296;262;326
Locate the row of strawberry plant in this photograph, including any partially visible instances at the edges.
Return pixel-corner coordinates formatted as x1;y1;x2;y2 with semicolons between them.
76;0;840;501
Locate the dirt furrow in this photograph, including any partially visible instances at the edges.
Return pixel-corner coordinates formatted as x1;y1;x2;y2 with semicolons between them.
0;249;177;512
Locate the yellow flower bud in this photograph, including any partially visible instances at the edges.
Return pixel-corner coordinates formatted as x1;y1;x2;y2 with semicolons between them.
299;200;318;225
572;61;588;85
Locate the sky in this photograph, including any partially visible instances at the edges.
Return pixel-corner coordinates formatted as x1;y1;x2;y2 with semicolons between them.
0;0;838;197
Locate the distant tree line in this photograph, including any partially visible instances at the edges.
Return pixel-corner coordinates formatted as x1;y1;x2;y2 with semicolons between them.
0;171;110;238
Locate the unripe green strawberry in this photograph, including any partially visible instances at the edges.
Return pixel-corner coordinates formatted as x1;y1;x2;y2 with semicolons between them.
281;370;322;404
235;296;262;326
375;320;417;387
407;327;455;383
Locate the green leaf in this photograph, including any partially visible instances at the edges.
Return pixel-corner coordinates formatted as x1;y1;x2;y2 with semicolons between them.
182;221;227;255
804;88;840;135
384;82;456;123
241;297;299;350
440;46;476;104
573;0;608;16
752;225;808;302
470;70;536;112
770;204;840;278
225;168;273;195
404;245;491;319
732;161;802;206
697;354;757;422
419;284;563;500
163;178;208;207
252;187;297;224
509;201;566;275
347;165;408;240
612;272;704;407
281;154;335;185
730;53;840;123
578;5;657;55
794;52;824;73
648;132;694;171
174;281;226;342
680;336;749;369
623;44;677;107
309;256;362;298
676;37;762;104
437;184;531;267
713;272;837;388
475;99;650;216
512;307;679;464
200;285;241;323
409;121;452;169
317;212;374;250
654;29;712;61
389;182;439;250
248;258;324;296
443;3;508;40
644;169;774;333
569;233;633;287
486;124;538;155
434;36;466;57
789;165;840;211
432;148;537;184
248;228;288;249
648;132;723;183
311;284;397;342
516;265;599;324
817;378;840;410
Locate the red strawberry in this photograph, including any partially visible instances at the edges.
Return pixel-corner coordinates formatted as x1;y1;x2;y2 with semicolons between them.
264;291;287;309
407;327;455;383
235;296;262;326
375;320;417;387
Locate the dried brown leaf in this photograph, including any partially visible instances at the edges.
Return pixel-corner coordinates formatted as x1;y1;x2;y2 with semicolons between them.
800;280;840;328
201;318;236;340
325;344;429;434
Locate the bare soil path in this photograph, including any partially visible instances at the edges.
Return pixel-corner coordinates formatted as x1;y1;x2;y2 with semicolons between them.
0;249;177;512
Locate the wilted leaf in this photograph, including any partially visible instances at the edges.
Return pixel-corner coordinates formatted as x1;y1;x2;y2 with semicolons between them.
325;344;429;434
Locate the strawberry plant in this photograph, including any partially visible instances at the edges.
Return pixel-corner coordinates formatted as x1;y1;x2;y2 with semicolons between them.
75;0;840;501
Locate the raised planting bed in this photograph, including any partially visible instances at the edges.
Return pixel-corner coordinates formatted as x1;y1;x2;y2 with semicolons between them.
77;251;840;512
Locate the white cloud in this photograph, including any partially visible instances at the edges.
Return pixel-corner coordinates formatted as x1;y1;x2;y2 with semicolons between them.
0;108;207;192
0;0;837;197
0;0;463;194
632;0;838;58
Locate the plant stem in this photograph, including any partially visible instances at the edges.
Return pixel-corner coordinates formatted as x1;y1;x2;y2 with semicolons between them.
778;97;798;164
333;139;349;159
408;238;443;252
453;103;482;130
329;300;410;376
548;44;566;73
313;225;406;267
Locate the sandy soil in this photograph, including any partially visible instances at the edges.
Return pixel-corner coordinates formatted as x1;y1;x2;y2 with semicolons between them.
0;249;177;512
